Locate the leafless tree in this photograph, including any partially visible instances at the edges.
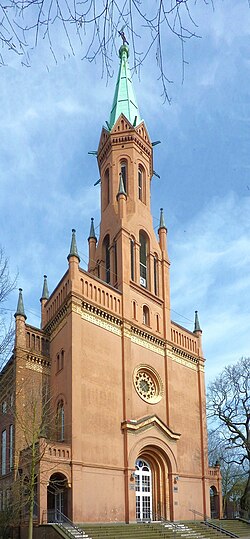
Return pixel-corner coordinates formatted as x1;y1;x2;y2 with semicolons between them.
207;357;250;519
0;248;16;367
208;430;247;517
0;0;219;101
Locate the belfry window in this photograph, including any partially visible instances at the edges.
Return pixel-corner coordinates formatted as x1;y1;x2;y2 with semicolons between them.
138;166;145;202
103;235;110;284
139;231;148;288
57;400;65;442
103;168;110;208
120;161;127;193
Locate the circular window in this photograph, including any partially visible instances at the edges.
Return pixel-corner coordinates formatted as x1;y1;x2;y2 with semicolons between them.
133;365;163;404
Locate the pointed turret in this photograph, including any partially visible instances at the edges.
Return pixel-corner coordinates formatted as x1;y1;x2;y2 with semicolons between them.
14;288;26;320
116;173;127;199
158;207;168;257
158;208;167;231
109;45;141;129
41;275;49;301
40;275;49;329
67;229;80;263
194;310;203;357
194;310;202;333
88;218;97;272
88;218;97;242
14;288;26;348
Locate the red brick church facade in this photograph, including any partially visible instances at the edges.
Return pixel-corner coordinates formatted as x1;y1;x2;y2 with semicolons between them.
0;44;222;524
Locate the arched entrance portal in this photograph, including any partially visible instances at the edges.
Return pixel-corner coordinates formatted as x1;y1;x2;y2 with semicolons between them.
135;446;172;522
47;472;69;522
210;485;219;518
135;459;152;520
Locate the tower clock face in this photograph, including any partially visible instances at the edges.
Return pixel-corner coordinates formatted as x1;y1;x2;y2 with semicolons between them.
133;365;163;404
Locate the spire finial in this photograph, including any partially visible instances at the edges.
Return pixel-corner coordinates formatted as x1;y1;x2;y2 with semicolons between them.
88;218;97;242
158;208;166;231
109;39;141;129
15;288;27;320
117;172;127;199
41;275;49;300
67;229;80;263
194;310;202;333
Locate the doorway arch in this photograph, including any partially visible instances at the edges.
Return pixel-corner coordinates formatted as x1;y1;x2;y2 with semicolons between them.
134;444;173;521
135;459;152;521
210;485;219;518
47;472;69;522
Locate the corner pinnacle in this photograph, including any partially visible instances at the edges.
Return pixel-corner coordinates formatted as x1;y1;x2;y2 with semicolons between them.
41;275;49;301
14;288;27;320
67;229;80;263
88;218;97;242
158;208;166;231
194;310;202;333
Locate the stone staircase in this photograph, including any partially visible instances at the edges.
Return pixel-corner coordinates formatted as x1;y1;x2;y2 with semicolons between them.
79;521;242;539
210;519;250;537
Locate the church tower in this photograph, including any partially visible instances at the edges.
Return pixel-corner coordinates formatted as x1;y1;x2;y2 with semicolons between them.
88;43;171;338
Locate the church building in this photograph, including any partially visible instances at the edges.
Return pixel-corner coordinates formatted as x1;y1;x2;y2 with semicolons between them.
0;42;221;525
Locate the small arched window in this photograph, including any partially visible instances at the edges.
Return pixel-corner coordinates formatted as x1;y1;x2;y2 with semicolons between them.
156;314;160;332
120;161;127;193
139;231;148;288
132;301;137;320
57;400;65;442
130;238;135;281
143;305;150;326
103;235;110;284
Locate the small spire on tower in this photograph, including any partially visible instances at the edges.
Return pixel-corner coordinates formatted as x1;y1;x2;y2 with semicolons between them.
67;229;80;263
158;208;166;231
117;172;127;199
41;275;49;300
88;218;97;242
14;288;27;319
194;310;202;333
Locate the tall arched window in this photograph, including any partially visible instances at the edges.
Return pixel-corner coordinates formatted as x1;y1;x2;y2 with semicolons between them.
120;161;127;193
103;168;110;208
154;255;159;296
57;400;65;442
113;240;117;285
138;166;145;203
130;238;135;281
103;235;110;284
139;231;148;288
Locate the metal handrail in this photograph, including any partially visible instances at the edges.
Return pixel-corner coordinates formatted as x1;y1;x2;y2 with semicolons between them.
189;510;239;538
42;509;88;537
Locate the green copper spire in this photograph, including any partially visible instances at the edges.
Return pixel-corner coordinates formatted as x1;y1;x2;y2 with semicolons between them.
41;275;49;300
117;172;127;198
158;208;166;230
109;45;141;129
88;218;97;242
67;229;80;263
15;288;27;319
194;310;202;332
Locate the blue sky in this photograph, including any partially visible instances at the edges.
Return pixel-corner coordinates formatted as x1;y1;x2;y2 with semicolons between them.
0;1;250;382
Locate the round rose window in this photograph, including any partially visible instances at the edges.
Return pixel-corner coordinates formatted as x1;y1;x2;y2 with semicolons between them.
133;365;163;404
